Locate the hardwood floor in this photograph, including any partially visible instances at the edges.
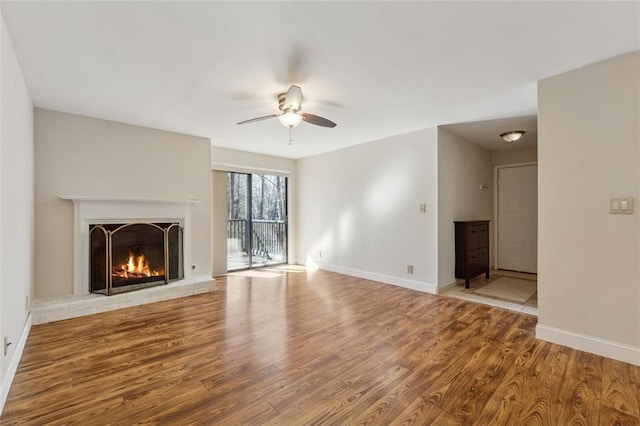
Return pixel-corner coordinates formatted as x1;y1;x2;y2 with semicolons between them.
2;267;639;425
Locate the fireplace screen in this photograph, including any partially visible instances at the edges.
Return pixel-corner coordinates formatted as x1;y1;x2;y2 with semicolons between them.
90;222;183;295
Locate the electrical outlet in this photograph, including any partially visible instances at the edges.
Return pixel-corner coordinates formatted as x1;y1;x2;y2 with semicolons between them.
26;295;29;311
318;250;322;258
419;204;426;214
609;197;634;214
407;264;414;274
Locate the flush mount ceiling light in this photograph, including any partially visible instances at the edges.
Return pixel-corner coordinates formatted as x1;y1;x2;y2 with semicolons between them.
500;130;526;143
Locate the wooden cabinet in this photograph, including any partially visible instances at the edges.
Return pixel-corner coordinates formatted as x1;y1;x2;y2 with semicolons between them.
455;221;490;288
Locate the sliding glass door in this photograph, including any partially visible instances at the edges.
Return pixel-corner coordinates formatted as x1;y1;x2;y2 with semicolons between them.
227;172;287;271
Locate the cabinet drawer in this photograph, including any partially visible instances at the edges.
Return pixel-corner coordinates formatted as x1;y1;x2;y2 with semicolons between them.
469;248;488;263
466;224;488;250
468;248;488;274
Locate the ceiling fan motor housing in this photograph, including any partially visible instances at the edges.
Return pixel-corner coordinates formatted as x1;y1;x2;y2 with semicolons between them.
278;92;297;112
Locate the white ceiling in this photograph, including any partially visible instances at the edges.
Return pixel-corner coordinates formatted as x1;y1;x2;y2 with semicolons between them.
443;115;538;151
1;2;638;159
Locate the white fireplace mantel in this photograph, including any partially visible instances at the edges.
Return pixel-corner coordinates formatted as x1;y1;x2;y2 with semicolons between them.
60;195;200;205
61;195;199;295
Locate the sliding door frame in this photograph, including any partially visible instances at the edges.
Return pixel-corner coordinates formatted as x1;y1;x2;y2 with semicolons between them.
227;171;288;272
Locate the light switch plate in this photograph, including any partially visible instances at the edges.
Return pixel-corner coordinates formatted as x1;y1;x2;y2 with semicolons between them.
609;197;634;214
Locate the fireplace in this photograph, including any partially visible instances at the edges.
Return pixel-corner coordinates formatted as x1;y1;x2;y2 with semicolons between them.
90;222;183;295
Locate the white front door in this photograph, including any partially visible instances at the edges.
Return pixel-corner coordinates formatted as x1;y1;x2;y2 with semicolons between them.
498;164;538;273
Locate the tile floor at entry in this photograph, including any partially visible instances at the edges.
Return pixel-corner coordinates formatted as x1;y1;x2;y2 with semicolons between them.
442;269;538;316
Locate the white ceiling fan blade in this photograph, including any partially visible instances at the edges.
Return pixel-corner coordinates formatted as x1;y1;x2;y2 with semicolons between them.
236;114;278;125
285;85;303;111
302;113;337;128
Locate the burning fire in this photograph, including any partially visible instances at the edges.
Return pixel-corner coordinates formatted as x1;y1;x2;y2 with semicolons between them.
114;251;163;279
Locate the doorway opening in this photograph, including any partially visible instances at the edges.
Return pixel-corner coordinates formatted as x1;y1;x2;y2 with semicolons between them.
226;172;287;271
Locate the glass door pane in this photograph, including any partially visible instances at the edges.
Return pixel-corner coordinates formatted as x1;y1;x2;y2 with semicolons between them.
227;173;251;270
251;174;287;267
227;172;287;271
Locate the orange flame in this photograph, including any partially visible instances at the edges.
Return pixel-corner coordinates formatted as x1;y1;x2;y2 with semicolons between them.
114;251;162;279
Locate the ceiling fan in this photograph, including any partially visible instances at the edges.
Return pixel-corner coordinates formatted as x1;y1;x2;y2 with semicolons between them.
237;85;337;129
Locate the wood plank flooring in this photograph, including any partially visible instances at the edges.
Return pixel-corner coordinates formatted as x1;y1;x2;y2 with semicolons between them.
2;268;639;425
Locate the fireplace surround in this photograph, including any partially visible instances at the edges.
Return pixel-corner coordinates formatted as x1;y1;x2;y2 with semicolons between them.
61;195;199;295
29;196;216;324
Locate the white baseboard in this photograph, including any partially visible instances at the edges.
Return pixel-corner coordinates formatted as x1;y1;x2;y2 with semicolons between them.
0;313;32;416
296;259;437;294
536;323;640;366
436;280;458;294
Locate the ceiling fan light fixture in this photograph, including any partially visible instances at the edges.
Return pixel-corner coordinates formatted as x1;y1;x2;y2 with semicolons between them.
238;85;336;130
500;130;525;143
278;110;303;128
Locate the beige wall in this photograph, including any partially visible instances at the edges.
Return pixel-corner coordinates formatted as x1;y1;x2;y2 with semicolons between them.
537;51;639;364
210;146;297;271
34;109;212;298
212;146;296;175
211;170;228;276
492;146;537;166
297;128;439;293
1;14;34;404
437;127;493;287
